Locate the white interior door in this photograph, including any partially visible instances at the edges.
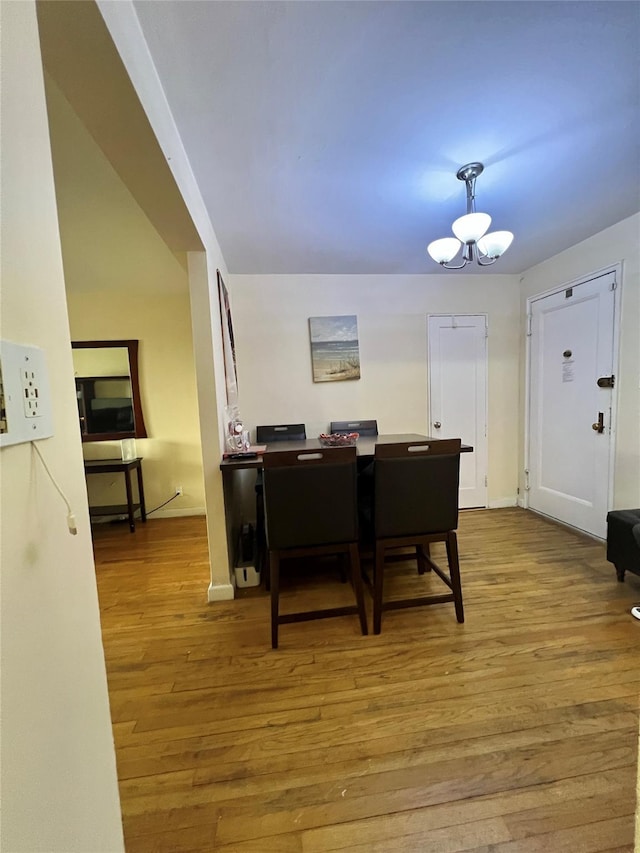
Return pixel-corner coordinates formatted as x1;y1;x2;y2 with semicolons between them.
428;315;488;509
527;271;617;538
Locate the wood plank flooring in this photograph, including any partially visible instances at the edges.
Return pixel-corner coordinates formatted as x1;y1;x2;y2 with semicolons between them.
92;508;639;852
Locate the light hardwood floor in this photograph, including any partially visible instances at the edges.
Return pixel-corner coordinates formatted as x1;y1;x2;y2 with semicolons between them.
93;508;639;852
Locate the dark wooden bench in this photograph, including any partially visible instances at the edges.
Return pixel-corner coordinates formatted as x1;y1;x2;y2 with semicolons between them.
606;509;640;582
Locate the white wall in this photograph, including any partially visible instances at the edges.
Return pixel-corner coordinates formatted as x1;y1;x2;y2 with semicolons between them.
0;3;124;850
519;214;640;509
229;273;521;506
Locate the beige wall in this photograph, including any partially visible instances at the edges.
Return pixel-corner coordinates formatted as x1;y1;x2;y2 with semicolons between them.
229;273;521;507
44;75;190;297
45;73;206;517
67;290;206;515
518;214;640;510
0;3;124;850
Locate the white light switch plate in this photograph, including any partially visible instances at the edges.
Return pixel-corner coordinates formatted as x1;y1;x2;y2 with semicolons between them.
0;340;54;447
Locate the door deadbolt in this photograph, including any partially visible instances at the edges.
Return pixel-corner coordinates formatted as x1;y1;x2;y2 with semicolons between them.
597;375;615;388
591;412;605;433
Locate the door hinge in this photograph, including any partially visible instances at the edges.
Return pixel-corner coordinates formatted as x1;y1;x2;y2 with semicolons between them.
484;474;488;487
526;314;532;336
524;469;530;491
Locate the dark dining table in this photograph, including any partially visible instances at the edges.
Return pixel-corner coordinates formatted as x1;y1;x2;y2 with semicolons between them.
219;433;473;471
219;434;474;581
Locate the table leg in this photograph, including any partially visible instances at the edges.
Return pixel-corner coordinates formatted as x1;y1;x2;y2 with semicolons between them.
136;463;147;522
124;469;136;532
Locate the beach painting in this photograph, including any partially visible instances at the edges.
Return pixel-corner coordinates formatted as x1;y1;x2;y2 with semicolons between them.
309;315;361;382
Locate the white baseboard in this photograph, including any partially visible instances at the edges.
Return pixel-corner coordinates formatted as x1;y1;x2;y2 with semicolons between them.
152;506;206;519
208;582;235;602
517;496;525;508
488;497;519;509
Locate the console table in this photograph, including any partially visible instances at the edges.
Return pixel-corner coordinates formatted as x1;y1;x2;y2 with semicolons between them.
84;457;147;533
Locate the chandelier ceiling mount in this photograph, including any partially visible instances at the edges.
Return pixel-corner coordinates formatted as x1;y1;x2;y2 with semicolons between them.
456;161;484;183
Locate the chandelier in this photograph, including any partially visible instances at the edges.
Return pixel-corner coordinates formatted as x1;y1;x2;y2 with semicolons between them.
427;162;513;269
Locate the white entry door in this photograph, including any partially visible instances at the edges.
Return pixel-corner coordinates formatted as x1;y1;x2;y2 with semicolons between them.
527;271;617;538
428;315;488;509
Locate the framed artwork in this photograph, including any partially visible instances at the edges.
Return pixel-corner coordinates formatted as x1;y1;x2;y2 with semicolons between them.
309;315;361;382
217;270;238;404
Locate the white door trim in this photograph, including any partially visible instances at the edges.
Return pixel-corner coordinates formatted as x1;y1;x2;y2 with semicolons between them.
523;263;622;530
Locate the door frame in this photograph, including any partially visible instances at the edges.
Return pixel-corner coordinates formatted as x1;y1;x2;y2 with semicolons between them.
523;263;622;529
427;313;489;509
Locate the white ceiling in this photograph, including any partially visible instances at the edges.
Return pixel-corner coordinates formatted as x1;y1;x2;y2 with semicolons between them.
131;1;639;275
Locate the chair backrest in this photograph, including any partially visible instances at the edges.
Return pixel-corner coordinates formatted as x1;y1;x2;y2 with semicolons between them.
262;447;357;550
330;419;378;437
374;439;461;537
256;423;306;443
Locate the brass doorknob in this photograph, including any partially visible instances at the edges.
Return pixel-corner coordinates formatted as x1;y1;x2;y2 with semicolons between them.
592;413;605;433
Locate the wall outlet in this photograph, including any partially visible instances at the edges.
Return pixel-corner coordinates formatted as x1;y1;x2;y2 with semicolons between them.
176;485;183;496
22;366;41;417
0;341;54;447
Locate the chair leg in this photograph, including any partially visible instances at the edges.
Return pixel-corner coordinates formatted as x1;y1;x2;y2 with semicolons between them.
270;552;280;649
615;564;626;582
349;542;368;636
417;542;431;574
373;540;385;634
446;531;464;623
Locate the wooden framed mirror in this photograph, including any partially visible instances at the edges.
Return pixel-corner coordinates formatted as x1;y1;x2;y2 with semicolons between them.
72;340;148;442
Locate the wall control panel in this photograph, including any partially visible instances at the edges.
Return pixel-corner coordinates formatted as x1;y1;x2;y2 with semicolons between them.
0;340;54;447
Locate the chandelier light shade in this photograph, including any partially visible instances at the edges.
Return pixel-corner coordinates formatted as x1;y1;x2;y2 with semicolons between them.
426;237;461;264
427;162;514;269
477;230;514;258
451;212;491;244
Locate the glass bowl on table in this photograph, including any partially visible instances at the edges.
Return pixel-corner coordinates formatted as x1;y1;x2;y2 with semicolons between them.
318;432;359;448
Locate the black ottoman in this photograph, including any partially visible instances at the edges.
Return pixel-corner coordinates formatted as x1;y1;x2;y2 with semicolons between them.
606;509;640;582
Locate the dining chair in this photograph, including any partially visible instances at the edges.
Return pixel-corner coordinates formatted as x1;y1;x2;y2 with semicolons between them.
256;423;307;443
361;438;463;634
330;420;379;480
330;419;378;437
254;424;307;587
262;446;368;648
